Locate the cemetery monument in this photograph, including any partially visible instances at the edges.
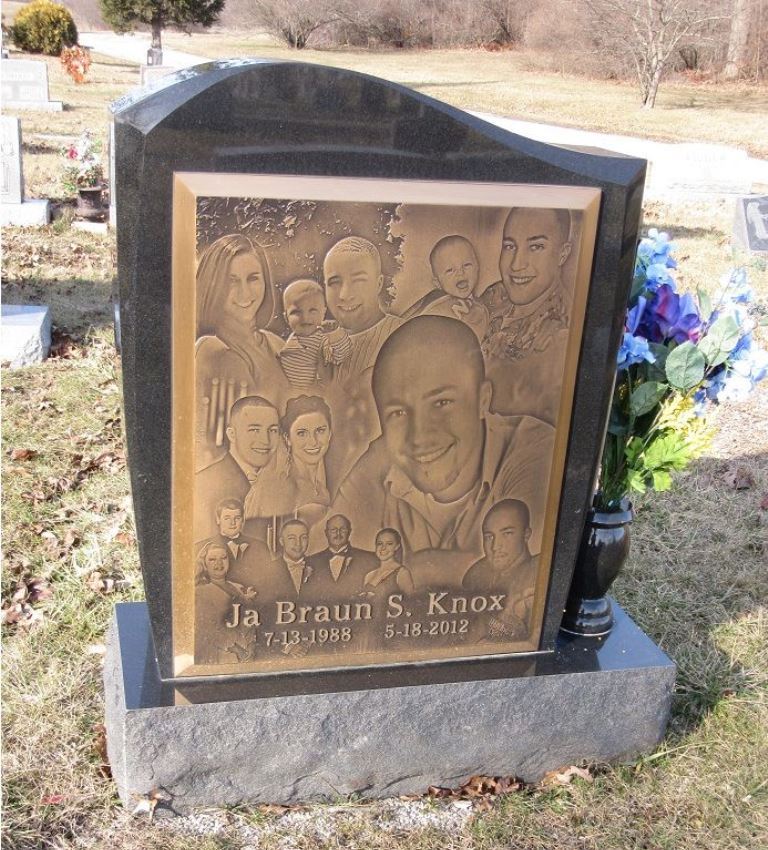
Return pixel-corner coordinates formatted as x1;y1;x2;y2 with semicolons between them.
105;61;674;812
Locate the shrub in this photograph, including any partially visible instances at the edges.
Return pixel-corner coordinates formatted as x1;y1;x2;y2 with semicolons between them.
9;0;78;56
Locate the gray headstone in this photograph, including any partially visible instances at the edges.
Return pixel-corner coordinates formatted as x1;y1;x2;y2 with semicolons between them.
0;59;63;111
0;116;24;204
733;195;768;254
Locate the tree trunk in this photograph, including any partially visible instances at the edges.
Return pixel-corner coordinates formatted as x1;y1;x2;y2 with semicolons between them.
642;63;664;109
151;18;163;51
724;0;752;80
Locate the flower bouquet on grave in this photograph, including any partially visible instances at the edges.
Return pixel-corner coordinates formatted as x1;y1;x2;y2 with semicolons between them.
563;229;767;636
60;130;104;195
599;229;767;511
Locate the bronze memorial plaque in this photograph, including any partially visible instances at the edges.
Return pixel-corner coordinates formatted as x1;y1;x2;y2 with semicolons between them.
170;174;600;677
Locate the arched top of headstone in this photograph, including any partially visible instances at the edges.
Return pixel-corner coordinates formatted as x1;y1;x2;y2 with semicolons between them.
112;59;643;188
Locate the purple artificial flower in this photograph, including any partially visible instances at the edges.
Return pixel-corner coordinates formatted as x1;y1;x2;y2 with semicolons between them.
647;284;702;344
617;332;656;370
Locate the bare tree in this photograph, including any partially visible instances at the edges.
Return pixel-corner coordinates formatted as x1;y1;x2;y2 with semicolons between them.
724;0;754;78
584;0;725;107
249;0;345;48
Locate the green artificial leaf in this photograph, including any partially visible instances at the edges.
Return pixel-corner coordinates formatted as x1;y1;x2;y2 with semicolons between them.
665;342;706;391
644;433;691;472
698;315;741;368
645;343;669;382
651;469;673;491
697;288;712;322
629;273;647;302
627;469;647;493
624;436;646;464
630;381;668;417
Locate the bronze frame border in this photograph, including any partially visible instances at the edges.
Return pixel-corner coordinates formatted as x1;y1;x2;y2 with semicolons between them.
171;173;601;678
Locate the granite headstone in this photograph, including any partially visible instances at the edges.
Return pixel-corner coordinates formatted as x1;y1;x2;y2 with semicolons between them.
1;59;63;111
105;60;673;812
733;195;768;254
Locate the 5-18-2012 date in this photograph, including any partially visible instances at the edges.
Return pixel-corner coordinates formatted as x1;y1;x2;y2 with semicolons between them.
384;619;469;639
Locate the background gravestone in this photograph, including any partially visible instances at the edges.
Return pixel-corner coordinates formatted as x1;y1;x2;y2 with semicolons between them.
106;60;674;812
0;115;23;204
733;195;768;254
0;58;63;111
0;115;50;227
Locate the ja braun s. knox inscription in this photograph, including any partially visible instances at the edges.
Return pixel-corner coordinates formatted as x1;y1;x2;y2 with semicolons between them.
171;174;600;676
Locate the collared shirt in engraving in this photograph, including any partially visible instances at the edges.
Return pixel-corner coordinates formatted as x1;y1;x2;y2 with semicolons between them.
333;313;402;387
380;415;553;557
283;557;312;594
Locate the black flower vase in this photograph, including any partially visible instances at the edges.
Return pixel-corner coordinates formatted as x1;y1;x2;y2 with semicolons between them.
76;186;104;221
560;499;634;637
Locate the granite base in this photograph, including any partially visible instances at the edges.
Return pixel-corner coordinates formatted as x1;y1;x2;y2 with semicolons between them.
105;602;675;814
1;199;50;227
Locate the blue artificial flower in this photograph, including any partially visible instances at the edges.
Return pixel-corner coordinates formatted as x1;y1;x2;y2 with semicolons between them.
645;262;676;291
617;332;656;370
637;229;677;270
717;267;754;305
641;284;702;344
626;295;647;335
718;372;754;403
693;388;708;417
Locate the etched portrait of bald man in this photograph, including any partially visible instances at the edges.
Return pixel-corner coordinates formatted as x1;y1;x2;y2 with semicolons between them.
332;315;555;568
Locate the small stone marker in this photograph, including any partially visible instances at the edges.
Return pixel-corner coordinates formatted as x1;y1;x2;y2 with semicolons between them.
0;304;52;367
0;116;50;226
1;59;63;111
140;65;178;89
733;195;768;254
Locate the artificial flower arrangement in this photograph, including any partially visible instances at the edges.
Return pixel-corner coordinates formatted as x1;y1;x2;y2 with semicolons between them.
60;130;103;195
598;229;767;511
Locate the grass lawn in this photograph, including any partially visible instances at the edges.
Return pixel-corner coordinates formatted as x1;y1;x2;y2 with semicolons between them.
2;47;768;850
164;32;768;159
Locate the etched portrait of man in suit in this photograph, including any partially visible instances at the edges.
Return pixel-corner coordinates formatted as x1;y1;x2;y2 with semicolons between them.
311;514;378;598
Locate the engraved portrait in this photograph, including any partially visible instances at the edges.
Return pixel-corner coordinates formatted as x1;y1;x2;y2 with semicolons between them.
171;174;600;676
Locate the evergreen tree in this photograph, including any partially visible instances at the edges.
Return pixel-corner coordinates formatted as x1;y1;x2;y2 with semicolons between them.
99;0;225;53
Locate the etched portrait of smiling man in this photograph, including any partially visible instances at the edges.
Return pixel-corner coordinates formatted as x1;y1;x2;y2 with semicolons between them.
480;207;576;426
195;395;295;540
332;316;554;566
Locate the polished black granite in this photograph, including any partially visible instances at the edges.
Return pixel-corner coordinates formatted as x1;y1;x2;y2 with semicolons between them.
115;600;670;708
112;61;646;681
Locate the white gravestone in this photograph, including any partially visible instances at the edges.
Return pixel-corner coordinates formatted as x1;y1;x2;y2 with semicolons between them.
1;59;63;111
0;116;50;226
648;143;752;195
0;305;52;367
1;115;24;204
140;65;178;89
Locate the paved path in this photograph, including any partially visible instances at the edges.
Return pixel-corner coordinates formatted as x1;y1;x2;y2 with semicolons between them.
82;31;767;195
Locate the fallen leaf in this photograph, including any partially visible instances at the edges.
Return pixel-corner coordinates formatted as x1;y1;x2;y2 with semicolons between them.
41;794;66;805
760;493;768;511
257;803;291;815
92;723;111;779
86;570;132;595
10;448;37;461
722;466;754;490
541;765;594;787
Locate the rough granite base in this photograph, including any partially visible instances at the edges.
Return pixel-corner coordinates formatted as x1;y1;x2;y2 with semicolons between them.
0;304;51;367
105;602;675;814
